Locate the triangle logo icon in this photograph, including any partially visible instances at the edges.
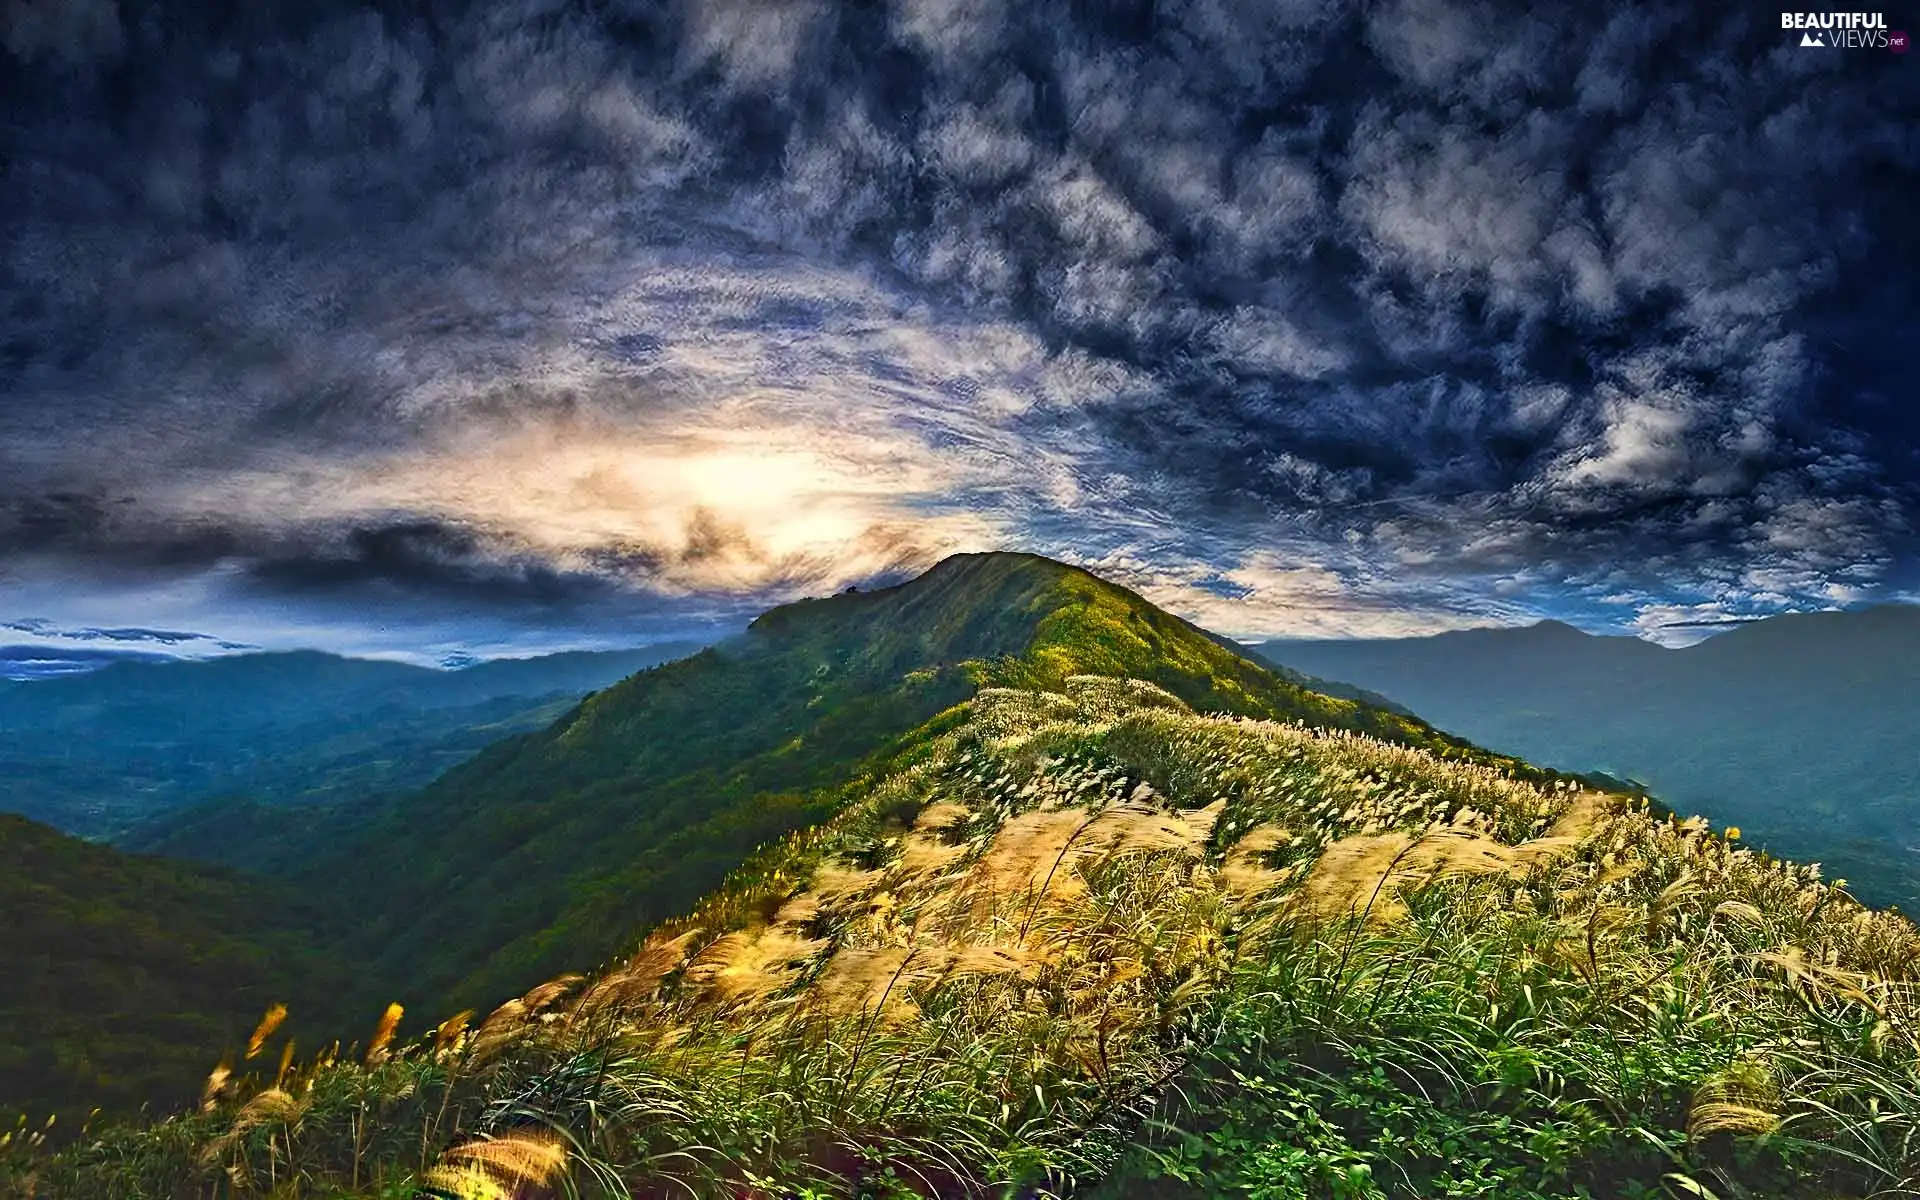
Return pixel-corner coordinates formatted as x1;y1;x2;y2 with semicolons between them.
1800;30;1824;46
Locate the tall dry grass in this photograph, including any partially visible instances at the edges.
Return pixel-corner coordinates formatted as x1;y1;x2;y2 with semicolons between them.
13;677;1918;1198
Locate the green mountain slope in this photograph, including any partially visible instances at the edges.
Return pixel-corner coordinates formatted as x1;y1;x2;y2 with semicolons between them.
0;644;703;842
25;674;1919;1199
291;553;1512;1012
0;814;344;1133
1253;607;1920;912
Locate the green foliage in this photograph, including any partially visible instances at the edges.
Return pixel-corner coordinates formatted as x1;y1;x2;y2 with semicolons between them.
14;670;1916;1200
303;651;978;1012
283;553;1531;1015
0;814;346;1135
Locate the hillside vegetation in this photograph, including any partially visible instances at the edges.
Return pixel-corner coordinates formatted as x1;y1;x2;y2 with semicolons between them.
1254;609;1920;913
15;674;1916;1199
277;554;1518;1013
0;645;701;843
0;815;346;1136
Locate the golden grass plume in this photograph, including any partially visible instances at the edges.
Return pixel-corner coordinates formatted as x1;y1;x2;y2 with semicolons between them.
1220;825;1294;897
244;1003;288;1060
443;1130;568;1182
1688;1061;1781;1140
574;929;701;1021
364;1002;404;1066
685;929;827;1005
813;945;949;1021
199;1059;233;1113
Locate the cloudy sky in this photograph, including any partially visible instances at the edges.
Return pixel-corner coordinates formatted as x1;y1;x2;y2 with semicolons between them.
2;0;1916;661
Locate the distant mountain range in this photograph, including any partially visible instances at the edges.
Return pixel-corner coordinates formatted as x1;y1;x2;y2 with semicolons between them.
9;555;1912;1200
1254;606;1920;911
0;645;188;680
0;643;705;840
2;552;1512;1128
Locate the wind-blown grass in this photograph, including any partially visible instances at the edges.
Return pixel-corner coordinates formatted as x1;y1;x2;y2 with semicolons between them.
9;676;1916;1199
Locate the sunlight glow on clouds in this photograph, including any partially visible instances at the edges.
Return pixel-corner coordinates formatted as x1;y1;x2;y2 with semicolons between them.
0;0;1913;654
170;424;1008;598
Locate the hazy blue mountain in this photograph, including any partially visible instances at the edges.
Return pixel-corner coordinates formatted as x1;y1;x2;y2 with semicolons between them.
1254;606;1920;911
0;643;706;840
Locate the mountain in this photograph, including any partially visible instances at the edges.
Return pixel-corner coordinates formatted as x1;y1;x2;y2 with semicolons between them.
1252;607;1920;910
0;643;704;841
0;814;346;1133
267;553;1533;1013
21;654;1919;1199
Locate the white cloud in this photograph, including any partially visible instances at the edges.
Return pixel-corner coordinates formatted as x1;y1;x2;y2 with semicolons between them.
1628;601;1755;648
679;0;828;93
1;0;1909;658
1561;397;1695;490
1084;550;1518;641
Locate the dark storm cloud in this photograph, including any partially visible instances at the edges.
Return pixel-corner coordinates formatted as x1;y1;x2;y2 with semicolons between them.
243;519;607;607
1;0;1915;647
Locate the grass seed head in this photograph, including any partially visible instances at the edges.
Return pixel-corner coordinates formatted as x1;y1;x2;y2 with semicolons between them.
364;1002;404;1065
441;1130;569;1188
245;1003;288;1060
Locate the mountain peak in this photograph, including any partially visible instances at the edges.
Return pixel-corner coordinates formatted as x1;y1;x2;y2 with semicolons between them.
1523;619;1593;638
746;551;1078;628
299;552;1493;1010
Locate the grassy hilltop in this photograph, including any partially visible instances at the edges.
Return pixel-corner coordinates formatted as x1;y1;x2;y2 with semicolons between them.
1252;611;1920;915
282;553;1517;1014
3;554;1915;1199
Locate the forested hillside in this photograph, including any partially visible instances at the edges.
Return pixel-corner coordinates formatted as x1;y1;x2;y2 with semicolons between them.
278;553;1516;1013
0;644;701;842
0;815;345;1133
19;675;1916;1199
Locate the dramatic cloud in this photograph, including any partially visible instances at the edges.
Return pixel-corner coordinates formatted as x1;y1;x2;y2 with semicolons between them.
0;0;1914;655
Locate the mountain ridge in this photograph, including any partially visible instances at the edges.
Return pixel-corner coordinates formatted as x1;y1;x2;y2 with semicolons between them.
1252;604;1920;910
5;555;1918;1200
270;552;1541;1012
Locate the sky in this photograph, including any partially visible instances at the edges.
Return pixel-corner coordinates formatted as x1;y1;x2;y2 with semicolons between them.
2;0;1916;662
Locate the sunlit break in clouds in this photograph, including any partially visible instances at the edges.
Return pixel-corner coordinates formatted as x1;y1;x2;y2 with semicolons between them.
2;0;1916;659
